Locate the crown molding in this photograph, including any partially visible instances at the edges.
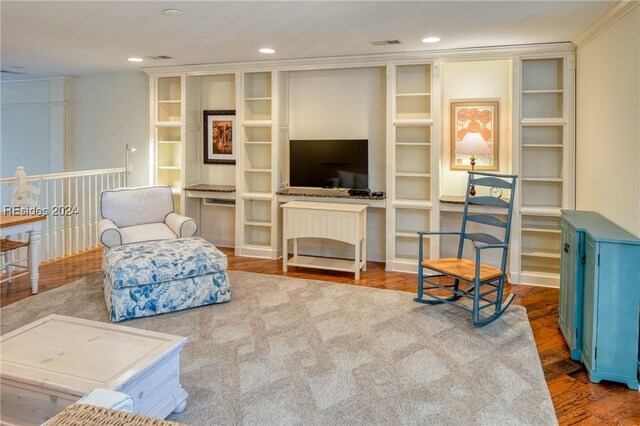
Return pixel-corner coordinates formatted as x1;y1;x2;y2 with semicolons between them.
573;1;639;47
142;42;575;76
0;76;71;85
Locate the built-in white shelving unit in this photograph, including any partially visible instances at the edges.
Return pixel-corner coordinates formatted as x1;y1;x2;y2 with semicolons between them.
386;63;439;272
237;71;279;258
513;55;575;286
145;43;576;287
153;76;184;213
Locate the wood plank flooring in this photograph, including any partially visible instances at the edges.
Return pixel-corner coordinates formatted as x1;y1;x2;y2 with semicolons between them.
1;247;638;425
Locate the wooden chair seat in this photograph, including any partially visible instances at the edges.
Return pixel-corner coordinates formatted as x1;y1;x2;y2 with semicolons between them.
0;238;29;253
421;258;503;282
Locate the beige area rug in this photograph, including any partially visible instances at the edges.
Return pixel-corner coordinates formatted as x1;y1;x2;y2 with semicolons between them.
0;271;557;425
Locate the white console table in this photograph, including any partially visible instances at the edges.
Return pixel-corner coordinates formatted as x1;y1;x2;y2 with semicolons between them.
282;201;367;279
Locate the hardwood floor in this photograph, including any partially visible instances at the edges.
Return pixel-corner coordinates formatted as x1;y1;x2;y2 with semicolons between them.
1;247;638;425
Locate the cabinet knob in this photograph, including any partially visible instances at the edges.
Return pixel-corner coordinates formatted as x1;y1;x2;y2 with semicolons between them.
563;243;570;253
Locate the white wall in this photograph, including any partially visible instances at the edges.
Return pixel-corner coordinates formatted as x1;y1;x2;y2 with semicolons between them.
199;74;236;185
68;72;150;186
440;60;512;195
191;74;237;247
288;67;386;191
287;67;387;261
0;79;68;177
576;6;640;236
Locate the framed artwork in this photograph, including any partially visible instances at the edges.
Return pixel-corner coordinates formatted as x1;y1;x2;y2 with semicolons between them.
450;100;499;170
204;110;236;164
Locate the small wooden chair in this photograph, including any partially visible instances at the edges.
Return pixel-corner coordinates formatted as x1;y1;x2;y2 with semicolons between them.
415;171;518;326
1;172;42;284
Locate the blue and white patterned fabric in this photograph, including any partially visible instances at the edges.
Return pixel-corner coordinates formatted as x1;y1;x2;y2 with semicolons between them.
102;237;230;322
103;237;228;288
104;271;230;322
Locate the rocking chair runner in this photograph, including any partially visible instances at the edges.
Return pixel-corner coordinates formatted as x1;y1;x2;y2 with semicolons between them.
415;171;518;326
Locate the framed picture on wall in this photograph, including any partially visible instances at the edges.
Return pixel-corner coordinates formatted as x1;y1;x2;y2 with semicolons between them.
204;110;236;164
450;100;499;170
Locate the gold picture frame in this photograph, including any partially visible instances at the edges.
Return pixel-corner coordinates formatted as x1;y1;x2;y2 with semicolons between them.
450;100;499;170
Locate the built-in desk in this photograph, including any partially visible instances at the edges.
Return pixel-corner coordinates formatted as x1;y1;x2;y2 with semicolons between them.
276;187;385;208
184;184;236;205
184;184;236;199
184;184;236;248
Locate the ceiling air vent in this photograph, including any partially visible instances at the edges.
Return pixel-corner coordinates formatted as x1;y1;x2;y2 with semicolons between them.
146;55;174;60
370;40;402;46
1;69;24;74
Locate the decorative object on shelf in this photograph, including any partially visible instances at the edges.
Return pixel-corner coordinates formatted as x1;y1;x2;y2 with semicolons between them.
124;144;137;187
456;131;491;196
203;110;236;164
490;187;503;198
451;100;499;171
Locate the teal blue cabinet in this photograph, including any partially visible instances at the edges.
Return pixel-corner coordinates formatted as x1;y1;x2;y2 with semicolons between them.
560;210;640;390
558;219;584;361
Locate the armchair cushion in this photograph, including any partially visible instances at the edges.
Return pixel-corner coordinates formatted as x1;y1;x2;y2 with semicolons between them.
119;223;177;245
101;186;174;228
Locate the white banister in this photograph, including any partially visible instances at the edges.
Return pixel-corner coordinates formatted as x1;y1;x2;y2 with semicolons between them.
1;167;126;263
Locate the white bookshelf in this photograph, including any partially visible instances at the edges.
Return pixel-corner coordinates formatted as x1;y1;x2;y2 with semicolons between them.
237;71;279;258
154;76;184;214
515;56;574;286
387;63;437;272
395;64;432;120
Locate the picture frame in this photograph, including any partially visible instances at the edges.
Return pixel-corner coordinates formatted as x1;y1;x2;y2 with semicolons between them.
203;110;236;164
450;100;499;170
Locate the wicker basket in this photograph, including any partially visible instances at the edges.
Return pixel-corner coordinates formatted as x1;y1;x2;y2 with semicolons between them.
46;403;185;426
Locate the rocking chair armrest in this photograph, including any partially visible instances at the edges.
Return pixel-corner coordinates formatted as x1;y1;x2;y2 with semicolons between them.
474;243;508;251
416;231;461;237
475;243;508;249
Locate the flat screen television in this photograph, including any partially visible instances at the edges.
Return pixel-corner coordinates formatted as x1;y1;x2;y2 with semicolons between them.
289;139;368;189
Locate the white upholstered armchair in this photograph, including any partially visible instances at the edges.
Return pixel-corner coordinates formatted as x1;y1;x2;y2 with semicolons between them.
98;186;197;248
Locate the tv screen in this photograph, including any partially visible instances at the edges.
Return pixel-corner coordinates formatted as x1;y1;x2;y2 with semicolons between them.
289;139;368;189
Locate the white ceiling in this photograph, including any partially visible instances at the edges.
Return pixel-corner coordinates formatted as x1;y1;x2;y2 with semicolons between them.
1;1;616;80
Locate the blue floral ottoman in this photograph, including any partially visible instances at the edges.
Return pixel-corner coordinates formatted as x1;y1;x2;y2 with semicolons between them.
102;237;230;322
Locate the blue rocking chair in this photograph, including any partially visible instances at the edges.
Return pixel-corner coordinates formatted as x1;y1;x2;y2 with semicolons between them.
415;171;518;326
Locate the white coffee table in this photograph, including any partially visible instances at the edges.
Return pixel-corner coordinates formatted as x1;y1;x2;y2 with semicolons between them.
0;314;188;425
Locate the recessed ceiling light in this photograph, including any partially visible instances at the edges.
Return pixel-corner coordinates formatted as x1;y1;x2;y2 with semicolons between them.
162;9;183;15
127;57;144;62
422;37;441;43
259;48;276;54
